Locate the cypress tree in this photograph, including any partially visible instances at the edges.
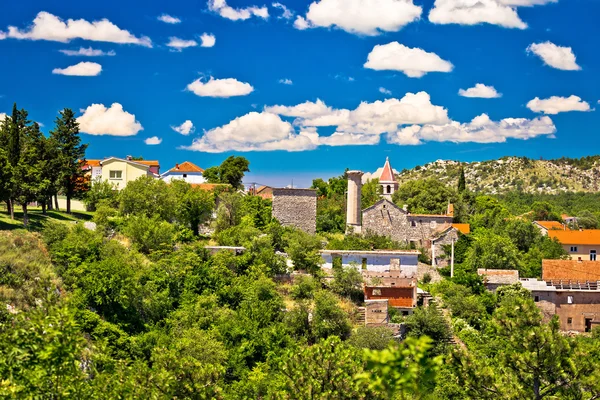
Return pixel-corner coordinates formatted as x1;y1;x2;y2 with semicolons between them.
457;166;466;193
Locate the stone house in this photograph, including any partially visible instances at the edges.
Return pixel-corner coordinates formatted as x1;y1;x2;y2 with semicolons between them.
272;188;317;234
477;269;520;291
319;249;419;276
431;223;470;267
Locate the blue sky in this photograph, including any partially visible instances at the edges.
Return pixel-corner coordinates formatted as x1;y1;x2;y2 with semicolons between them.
0;0;598;187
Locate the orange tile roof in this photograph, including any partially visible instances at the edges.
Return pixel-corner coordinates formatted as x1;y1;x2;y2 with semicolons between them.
379;157;395;182
542;259;600;281
548;229;600;245
535;221;565;230
190;183;229;191
136;160;160;167
168;161;204;173
452;223;470;234
86;159;101;167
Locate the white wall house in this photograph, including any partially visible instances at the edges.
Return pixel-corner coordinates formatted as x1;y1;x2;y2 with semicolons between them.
161;161;206;184
319;250;419;277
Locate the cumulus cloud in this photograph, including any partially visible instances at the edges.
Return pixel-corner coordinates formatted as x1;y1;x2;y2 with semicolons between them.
184;112;319;152
59;47;115;56
265;99;333;118
158;14;181;24
1;11;152;46
186;77;254;98
172;120;195;135
429;0;527;29
208;0;269;21
388;114;556;145
77;103;143;136
200;33;216;47
458;83;502;98
273;2;294;19
294;0;421;35
527;41;581;71
145;136;162;145
166;37;198;51
526;95;591;115
499;0;557;5
379;87;392;95
318;132;381;146
364;42;453;78
52;61;102;76
278;78;293;85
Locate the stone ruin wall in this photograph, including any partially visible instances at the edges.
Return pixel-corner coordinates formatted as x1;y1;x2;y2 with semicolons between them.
272;188;317;234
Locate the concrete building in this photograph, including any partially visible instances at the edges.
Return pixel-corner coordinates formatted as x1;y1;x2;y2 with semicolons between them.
272;188;317;234
100;157;160;190
477;269;520;291
319;249;419;276
161;161;205;184
346;171;363;234
547;230;600;261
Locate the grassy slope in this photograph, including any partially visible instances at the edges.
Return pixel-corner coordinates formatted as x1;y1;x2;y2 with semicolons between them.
0;206;93;231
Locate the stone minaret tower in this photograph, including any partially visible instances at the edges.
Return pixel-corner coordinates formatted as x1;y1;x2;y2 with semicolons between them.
346;170;363;234
379;157;398;201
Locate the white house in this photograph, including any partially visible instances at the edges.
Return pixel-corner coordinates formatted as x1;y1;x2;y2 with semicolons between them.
161;161;206;184
319;249;419;277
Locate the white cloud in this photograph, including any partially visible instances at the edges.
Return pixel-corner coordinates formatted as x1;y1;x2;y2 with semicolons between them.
388;114;556;145
167;37;198;50
184;112;319;152
77;103;143;136
458;83;502;98
294;0;421;35
158;14;181;24
429;0;527;29
379;87;392;95
526;95;591;115
318;132;381;146
186;77;254;98
172;120;195;135
52;61;102;76
273;2;294;19
527;41;581;71
364;42;453;78
59;47;115;56
499;0;557;5
145;136;162;145
208;0;269;21
278;78;293;85
265;99;333;118
1;11;152;47
200;33;216;47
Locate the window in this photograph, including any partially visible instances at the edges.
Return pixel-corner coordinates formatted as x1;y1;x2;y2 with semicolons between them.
534;296;540;302
372;289;381;296
567;317;573;324
109;170;122;179
591;250;597;261
411;221;417;227
567;295;574;304
183;174;187;178
361;258;367;270
386;185;391;194
570;246;578;252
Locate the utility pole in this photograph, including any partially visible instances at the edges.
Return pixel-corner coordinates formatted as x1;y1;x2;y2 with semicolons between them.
451;238;455;278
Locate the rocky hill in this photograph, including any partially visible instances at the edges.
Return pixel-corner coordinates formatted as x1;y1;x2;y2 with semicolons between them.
396;156;600;194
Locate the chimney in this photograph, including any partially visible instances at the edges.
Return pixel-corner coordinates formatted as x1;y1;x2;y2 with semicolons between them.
126;155;132;161
176;163;179;169
346;171;364;234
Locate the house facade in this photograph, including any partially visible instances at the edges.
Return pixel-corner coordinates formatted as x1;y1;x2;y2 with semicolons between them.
161;161;205;184
547;230;600;261
319;249;419;276
100;157;159;190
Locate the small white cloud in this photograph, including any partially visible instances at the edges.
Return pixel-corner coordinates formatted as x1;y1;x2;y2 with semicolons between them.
527;41;581;71
527;95;591;115
364;42;453;78
278;78;293;85
295;0;422;36
186;76;254;98
59;47;115;56
200;33;216;47
145;136;162;145
1;11;152;47
172;120;195;135
208;0;269;21
458;83;502;98
265;99;333;118
52;61;102;76
429;0;527;29
379;87;392;95
158;14;181;24
77;103;143;136
273;2;294;19
166;37;197;51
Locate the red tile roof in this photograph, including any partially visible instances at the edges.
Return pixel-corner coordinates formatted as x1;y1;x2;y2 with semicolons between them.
379;157;395;183
85;159;101;168
168;161;204;173
136;160;160;167
547;230;600;245
542;259;600;281
190;183;229;191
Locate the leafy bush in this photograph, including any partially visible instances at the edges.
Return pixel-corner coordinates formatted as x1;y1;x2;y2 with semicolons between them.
123;215;176;254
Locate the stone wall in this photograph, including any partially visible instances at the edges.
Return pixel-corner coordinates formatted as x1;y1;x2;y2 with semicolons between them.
362;199;452;245
532;290;600;332
432;229;459;267
272;188;317;234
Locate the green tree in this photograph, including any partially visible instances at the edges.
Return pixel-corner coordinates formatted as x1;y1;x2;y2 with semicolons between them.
392;178;456;214
464;229;522;272
119;176;176;221
283;228;323;274
311;291;351;341
213;191;244;232
50;109;88;214
203;155;249;189
348;326;395;350
330;265;363;302
171;180;215;235
361;178;381;209
84;179;117;212
123;215;176;254
404;304;453;355
457;165;467;193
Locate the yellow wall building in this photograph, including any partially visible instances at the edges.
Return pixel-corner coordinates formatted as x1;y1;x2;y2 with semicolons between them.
548;230;600;261
100;157;158;190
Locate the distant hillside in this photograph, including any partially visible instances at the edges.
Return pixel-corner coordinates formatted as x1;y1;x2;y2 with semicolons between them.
396;156;600;194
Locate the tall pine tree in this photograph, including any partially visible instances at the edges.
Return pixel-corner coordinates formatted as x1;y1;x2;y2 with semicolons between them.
457;165;467;193
15;122;46;227
5;104;29;219
50;109;88;214
0;117;12;216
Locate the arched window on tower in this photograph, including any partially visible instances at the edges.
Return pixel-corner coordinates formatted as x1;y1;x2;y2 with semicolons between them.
387;185;391;194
